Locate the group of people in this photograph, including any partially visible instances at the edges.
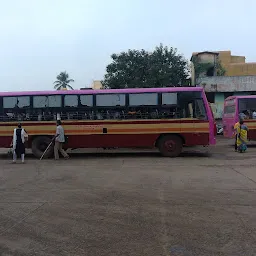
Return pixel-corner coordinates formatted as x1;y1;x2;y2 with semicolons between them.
234;114;249;153
11;120;69;163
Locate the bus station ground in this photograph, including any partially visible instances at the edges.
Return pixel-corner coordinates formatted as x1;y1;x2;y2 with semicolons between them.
0;137;255;256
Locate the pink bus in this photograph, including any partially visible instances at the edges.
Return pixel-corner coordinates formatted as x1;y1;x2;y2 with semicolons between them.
223;95;256;140
0;87;216;158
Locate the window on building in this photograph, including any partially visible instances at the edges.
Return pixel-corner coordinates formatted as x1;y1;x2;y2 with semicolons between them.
129;93;158;106
206;66;214;76
224;92;233;99
205;92;215;103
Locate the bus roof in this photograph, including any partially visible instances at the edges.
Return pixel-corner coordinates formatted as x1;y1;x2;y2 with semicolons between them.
225;95;256;101
0;87;203;96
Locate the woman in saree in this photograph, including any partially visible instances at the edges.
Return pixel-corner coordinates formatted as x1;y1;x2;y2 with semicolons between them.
236;120;249;153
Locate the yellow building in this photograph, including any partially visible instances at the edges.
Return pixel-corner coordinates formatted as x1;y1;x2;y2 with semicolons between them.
190;51;256;120
92;80;103;90
191;50;256;85
80;80;103;90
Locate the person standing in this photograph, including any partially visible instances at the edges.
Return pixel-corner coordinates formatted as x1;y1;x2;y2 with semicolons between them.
236;119;249;153
233;120;240;151
252;110;256;119
233;114;246;151
54;120;69;160
12;123;28;163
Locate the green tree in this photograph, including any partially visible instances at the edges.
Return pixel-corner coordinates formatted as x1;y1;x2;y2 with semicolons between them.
102;44;189;89
54;71;74;90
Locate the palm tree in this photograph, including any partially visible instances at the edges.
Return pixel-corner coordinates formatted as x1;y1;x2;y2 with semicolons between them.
54;71;74;90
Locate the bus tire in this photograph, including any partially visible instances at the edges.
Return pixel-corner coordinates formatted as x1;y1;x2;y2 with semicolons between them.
158;135;183;157
32;136;53;159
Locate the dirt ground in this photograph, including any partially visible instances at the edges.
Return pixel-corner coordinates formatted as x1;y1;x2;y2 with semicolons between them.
0;137;256;256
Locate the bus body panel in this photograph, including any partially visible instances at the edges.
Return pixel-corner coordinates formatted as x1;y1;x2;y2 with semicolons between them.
0;119;211;148
0;87;216;156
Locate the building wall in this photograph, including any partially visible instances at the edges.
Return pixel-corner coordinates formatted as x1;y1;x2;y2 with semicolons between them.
231;55;245;63
197;75;256;92
217;51;232;68
218;51;256;76
200;75;256;119
210;93;224;119
191;50;256;82
226;63;256;76
196;53;216;63
209;91;254;119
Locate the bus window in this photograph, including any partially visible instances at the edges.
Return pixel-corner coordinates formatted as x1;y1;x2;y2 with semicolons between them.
33;95;61;108
95;94;126;120
188;103;193;118
162;93;177;105
17;97;30;108
128;93;158;119
80;95;93;107
96;94;125;107
48;96;62;108
32;95;61;121
3;96;31;121
238;98;256;119
63;95;79;120
194;99;207;120
129;93;158;106
79;95;94;119
33;96;47;108
177;91;204;119
3;97;16;109
64;95;78;107
3;96;30;109
224;105;235;115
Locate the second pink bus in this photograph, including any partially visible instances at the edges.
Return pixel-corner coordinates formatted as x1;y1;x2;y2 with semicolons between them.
223;95;256;140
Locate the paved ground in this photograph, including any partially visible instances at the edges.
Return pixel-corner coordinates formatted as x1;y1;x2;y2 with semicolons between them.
0;137;256;256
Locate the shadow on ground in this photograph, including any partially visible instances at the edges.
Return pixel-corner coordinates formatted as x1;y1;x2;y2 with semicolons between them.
0;150;210;160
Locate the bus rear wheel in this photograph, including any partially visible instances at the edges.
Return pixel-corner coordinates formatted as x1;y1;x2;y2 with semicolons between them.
32;136;53;159
158;135;183;157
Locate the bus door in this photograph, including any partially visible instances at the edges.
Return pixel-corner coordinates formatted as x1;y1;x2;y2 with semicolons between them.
179;92;207;145
193;98;209;144
223;100;236;138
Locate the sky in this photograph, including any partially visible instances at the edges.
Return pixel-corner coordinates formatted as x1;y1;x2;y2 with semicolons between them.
1;0;256;91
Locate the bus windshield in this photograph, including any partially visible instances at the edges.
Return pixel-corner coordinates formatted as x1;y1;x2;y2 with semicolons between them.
223;99;236;117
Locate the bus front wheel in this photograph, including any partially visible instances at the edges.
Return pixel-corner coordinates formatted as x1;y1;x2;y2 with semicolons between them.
158;135;183;157
32;136;54;159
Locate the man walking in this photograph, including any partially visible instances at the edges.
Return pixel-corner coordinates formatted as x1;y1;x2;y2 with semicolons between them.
54;120;69;160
